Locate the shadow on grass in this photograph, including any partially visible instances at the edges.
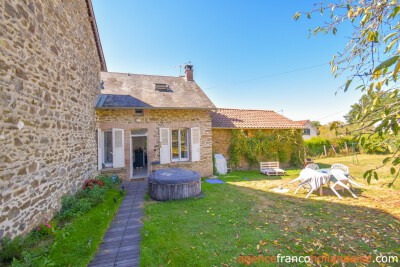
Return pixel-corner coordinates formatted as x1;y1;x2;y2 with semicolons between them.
218;171;284;182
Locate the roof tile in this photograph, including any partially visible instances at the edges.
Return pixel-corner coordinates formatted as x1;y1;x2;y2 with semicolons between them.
211;109;304;129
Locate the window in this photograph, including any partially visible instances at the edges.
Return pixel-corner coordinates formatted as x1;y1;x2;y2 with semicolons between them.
159;127;200;164
171;128;189;161
304;128;311;135
104;131;113;166
154;83;170;91
135;109;144;116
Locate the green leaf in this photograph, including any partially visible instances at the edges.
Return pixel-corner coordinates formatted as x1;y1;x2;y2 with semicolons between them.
307;12;311;19
332;27;337;35
383;157;391;164
385;38;398;53
390;167;396;175
373;171;378;180
388;6;400;19
373;56;400;74
293;12;301;20
383;32;397;43
344;79;352;92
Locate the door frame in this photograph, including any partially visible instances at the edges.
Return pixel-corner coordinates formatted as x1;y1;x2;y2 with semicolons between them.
130;131;148;178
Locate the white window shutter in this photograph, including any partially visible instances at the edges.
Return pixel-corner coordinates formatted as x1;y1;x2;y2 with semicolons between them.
112;128;125;168
191;127;200;162
159;128;171;164
98;129;103;170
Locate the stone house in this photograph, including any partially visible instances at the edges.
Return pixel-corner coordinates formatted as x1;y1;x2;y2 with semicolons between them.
296;120;318;140
0;0;106;238
96;65;216;179
211;108;304;169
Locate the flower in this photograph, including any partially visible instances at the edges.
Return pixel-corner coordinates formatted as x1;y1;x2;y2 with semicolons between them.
46;223;51;228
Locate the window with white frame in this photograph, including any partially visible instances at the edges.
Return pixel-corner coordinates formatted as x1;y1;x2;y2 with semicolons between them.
304;128;311;135
159;127;200;164
171;128;189;161
98;128;125;170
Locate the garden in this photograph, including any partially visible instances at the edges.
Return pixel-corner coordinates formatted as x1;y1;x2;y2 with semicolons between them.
0;176;124;267
140;154;399;266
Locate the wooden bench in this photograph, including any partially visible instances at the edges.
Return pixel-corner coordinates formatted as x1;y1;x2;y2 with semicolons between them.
260;162;286;176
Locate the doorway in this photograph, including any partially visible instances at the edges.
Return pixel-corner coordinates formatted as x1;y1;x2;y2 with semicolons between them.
131;129;148;179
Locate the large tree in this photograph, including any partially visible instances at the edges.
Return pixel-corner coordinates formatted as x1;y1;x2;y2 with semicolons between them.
294;1;400;186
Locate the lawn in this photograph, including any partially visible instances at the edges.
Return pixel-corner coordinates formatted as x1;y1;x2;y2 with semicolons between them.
141;154;400;266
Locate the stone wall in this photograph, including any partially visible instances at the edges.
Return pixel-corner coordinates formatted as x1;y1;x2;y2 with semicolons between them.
0;0;102;238
97;109;213;178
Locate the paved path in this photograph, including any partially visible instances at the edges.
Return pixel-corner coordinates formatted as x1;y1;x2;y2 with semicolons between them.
88;180;148;267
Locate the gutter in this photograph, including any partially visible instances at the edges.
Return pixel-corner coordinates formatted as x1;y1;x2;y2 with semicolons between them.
85;0;107;71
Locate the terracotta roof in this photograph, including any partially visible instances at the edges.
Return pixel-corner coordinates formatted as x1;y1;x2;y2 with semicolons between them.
85;0;107;71
97;72;216;109
295;120;310;126
211;109;304;129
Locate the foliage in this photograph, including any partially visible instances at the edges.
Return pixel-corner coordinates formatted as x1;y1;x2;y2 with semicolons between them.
294;1;400;185
304;136;357;157
304;137;331;157
311;120;321;133
229;129;304;168
59;183;107;220
43;190;122;266
0;176;122;266
0;236;25;263
82;179;104;190
32;220;56;239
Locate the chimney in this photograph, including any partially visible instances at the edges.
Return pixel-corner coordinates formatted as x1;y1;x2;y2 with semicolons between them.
184;64;193;81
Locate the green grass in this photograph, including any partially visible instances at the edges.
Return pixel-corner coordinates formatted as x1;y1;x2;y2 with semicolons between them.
43;189;123;266
141;155;400;266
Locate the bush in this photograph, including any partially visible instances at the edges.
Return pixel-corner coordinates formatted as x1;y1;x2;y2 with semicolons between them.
85;185;107;206
59;196;92;220
0;236;25;263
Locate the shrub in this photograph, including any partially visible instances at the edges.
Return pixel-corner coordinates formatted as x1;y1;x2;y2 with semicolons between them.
97;176;116;189
59;196;92;220
84;185;107;206
0;236;25;263
229;129;305;168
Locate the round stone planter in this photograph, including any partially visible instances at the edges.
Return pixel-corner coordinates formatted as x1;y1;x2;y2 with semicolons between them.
148;168;201;201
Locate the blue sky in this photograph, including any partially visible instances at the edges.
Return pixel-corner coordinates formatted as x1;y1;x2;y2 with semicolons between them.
92;0;362;124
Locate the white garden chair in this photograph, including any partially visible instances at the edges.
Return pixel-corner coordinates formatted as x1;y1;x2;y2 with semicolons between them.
292;168;329;198
328;168;362;199
305;163;319;170
329;164;362;195
330;163;349;174
289;163;320;185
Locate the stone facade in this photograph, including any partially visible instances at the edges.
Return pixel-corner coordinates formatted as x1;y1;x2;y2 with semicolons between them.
0;0;103;238
97;109;213;178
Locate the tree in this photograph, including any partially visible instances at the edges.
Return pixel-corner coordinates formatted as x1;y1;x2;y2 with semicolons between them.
294;1;400;186
311;121;322;133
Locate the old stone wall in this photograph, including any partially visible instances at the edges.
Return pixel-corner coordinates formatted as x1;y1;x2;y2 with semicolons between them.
0;0;102;238
97;109;213;178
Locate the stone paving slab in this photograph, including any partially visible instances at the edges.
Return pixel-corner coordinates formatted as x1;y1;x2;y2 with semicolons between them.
88;180;147;267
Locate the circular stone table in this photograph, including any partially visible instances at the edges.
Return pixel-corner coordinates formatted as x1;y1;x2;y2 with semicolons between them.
148;168;201;201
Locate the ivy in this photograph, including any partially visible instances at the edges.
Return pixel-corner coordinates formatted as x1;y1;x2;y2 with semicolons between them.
229;129;305;169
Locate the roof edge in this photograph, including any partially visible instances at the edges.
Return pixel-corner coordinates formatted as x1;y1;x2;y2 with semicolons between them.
95;106;216;110
86;0;107;71
211;126;305;129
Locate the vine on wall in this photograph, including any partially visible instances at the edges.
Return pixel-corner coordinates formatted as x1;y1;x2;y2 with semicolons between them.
229;129;305;168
